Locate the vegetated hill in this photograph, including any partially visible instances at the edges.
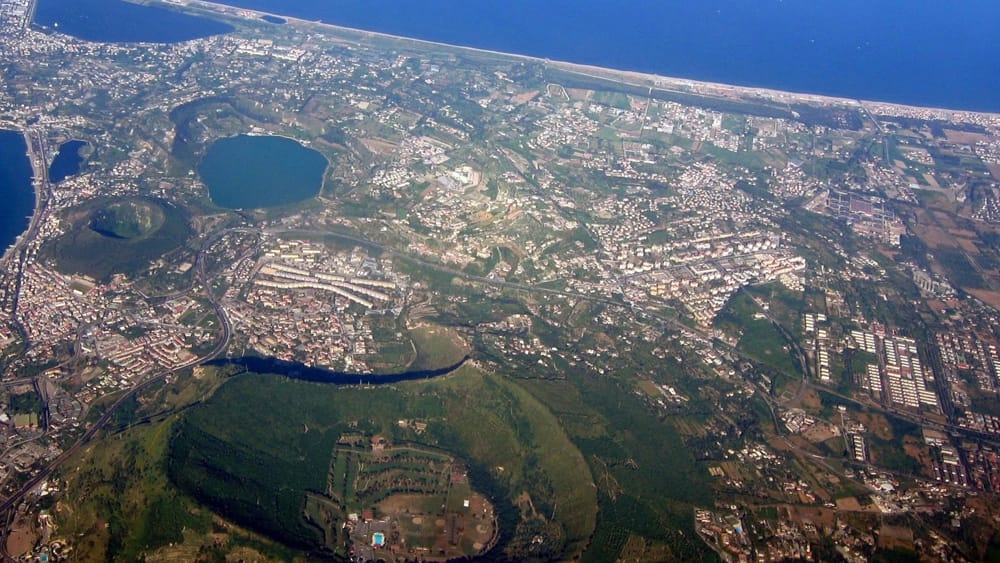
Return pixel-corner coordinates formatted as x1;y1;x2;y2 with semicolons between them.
167;366;598;560
89;199;165;239
42;197;191;281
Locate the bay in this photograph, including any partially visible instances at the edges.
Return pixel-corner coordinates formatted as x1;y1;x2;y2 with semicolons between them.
204;0;1000;112
0;131;36;257
34;0;233;43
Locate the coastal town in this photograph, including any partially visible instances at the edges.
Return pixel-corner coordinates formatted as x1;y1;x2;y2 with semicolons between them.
1;0;1000;560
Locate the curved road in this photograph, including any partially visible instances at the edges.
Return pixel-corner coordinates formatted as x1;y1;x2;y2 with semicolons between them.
0;233;233;523
0;345;219;515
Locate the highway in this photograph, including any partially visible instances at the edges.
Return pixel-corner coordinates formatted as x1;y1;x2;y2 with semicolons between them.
0;348;215;516
150;222;627;313
0;222;233;545
4;129;51;344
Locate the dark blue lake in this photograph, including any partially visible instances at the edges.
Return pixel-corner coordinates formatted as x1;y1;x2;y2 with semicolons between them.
34;0;233;43
208;355;469;385
0;131;35;256
203;0;999;112
48;140;87;184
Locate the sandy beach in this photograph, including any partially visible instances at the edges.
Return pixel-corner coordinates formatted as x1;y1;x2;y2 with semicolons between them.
179;0;1000;121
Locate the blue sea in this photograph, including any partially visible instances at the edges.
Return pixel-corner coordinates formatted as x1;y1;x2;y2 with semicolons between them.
34;0;999;111
34;0;233;43
18;1;1000;259
205;0;1000;113
0;131;35;257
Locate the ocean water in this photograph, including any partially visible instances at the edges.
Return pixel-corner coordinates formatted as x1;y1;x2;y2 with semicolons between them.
34;0;233;43
32;0;999;110
18;1;997;266
204;0;1000;112
0;131;35;256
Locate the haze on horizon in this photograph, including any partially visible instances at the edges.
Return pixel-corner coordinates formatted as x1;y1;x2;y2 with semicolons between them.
200;0;1000;112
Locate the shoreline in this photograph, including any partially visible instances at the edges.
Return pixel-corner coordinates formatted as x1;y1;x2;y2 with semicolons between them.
180;0;1000;120
8;1;995;266
0;129;39;268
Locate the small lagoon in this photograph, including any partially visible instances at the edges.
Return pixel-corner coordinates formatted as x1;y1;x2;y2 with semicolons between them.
48;139;87;184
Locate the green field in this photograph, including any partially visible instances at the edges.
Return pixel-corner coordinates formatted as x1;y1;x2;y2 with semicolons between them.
57;421;207;561
716;291;801;378
406;324;468;371
89;199;165;239
54;410;296;563
935;247;987;289
330;442;454;509
518;376;715;562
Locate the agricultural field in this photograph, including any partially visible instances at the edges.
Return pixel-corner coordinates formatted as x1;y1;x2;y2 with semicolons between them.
715;290;802;379
316;439;497;561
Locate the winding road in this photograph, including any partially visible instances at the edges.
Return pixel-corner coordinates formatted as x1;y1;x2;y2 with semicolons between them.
0;226;233;538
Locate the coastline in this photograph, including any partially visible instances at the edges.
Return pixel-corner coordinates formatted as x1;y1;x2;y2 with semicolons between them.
0;129;39;268
180;0;1000;121
7;1;994;267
